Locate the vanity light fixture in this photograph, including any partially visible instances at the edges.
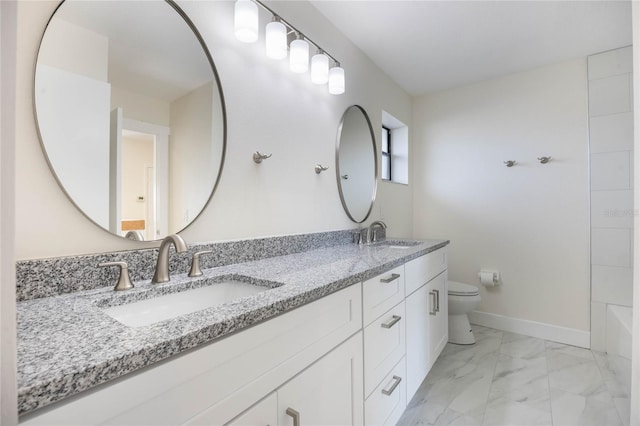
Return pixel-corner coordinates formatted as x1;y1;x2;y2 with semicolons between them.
328;63;345;95
233;0;344;95
265;16;287;60
311;50;329;84
289;33;309;73
234;0;259;43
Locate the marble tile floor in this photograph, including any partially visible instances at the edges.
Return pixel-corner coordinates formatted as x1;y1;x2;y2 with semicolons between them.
397;326;631;426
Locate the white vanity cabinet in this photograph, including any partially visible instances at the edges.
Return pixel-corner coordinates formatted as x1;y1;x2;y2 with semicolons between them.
20;244;450;426
225;332;363;426
226;393;278;426
362;266;408;426
21;285;363;426
276;333;363;426
404;248;448;400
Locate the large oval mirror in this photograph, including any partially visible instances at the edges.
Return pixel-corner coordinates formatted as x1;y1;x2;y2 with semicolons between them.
34;0;226;241
336;105;378;223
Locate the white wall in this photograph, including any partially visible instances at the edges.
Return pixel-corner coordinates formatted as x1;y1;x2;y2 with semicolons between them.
36;65;111;228
15;0;413;259
630;2;640;424
169;82;216;231
413;59;591;338
1;0;18;423
111;85;170;128
587;46;634;351
37;16;108;82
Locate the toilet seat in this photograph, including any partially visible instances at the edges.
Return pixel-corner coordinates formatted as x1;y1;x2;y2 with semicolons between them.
448;281;479;296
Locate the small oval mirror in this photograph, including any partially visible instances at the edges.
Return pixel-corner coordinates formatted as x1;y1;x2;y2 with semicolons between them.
336;105;378;223
33;0;226;241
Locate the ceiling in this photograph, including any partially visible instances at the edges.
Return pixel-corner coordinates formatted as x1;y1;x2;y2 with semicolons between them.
309;0;633;96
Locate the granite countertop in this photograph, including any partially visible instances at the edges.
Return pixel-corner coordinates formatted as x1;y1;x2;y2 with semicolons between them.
17;238;448;415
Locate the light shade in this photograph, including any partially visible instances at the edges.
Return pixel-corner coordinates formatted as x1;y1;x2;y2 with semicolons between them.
328;66;345;95
289;38;309;73
234;0;258;43
265;19;287;60
310;53;329;84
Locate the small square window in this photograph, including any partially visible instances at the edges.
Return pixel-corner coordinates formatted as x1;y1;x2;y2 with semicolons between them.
381;126;391;181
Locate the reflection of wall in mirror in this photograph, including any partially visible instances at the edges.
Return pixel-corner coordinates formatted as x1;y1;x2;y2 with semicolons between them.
36;16;110;228
111;86;170;127
169;81;219;231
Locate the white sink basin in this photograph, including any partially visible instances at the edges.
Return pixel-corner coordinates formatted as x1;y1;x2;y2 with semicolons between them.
103;281;271;327
377;240;421;249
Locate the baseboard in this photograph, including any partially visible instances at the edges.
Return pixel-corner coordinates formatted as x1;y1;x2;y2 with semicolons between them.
469;311;591;349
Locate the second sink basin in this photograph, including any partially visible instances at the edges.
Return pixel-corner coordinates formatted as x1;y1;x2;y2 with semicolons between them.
377;239;422;249
103;280;274;327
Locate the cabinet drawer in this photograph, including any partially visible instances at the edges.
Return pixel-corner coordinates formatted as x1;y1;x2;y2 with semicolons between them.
364;357;407;426
405;248;447;295
364;302;406;397
363;265;405;326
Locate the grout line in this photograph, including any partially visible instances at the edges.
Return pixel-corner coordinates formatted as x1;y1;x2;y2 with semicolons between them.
544;339;555;425
478;328;503;426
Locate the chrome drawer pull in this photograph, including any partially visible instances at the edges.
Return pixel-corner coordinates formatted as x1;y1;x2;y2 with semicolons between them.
381;375;402;396
381;315;402;329
434;289;440;313
286;407;300;426
380;273;400;283
429;291;437;315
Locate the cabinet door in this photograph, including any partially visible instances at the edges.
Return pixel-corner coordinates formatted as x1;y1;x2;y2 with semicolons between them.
405;282;431;400
429;272;448;363
406;272;448;401
227;393;278;426
277;333;364;426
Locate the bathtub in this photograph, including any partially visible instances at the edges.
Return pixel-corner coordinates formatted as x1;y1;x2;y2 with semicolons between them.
606;305;633;360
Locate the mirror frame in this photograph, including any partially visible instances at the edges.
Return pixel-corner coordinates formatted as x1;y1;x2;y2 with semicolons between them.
33;0;227;241
335;105;378;223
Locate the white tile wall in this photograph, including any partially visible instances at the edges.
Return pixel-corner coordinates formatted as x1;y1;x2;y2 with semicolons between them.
590;301;607;351
589;112;634;153
592;265;633;306
587;46;634;352
588;75;632;117
587;47;633;80
591;228;632;268
591;151;632;190
590;190;634;229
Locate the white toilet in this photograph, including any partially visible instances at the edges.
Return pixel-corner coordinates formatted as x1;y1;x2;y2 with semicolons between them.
447;281;481;344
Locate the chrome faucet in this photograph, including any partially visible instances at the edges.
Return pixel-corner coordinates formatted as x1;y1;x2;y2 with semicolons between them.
152;234;188;283
368;220;387;243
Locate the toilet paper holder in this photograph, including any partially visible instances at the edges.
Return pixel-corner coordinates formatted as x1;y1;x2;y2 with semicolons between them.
478;270;500;286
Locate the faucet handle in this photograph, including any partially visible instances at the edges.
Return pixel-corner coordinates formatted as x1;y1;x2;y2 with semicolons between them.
98;261;134;291
189;251;213;277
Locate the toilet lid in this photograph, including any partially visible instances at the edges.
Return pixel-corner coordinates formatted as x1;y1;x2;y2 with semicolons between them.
448;281;480;296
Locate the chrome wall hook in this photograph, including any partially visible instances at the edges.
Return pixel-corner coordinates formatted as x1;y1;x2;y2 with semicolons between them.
253;151;272;164
315;164;329;174
504;160;516;167
537;156;552;164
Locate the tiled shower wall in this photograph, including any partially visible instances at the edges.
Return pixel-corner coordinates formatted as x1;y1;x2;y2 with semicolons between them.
588;46;634;351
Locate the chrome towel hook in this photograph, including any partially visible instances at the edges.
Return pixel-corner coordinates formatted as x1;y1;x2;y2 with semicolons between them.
315;164;329;174
538;156;552;164
253;151;272;164
504;160;516;167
